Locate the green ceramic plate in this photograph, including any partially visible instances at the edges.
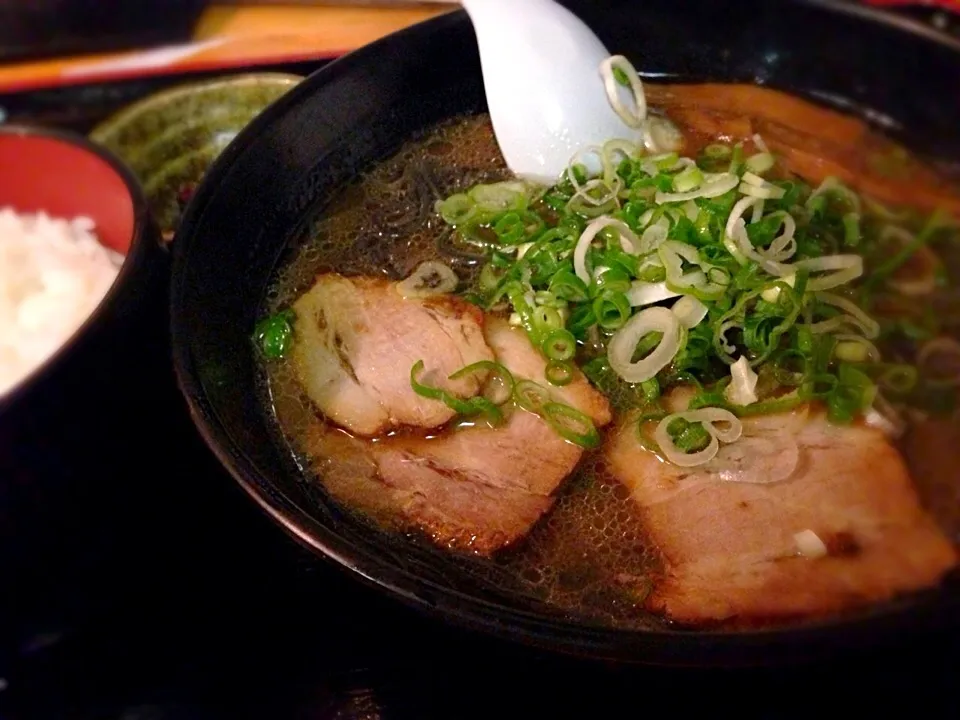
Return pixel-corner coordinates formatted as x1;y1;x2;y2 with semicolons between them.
89;72;303;237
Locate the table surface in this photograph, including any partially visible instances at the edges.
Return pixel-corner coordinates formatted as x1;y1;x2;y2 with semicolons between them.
0;4;448;93
0;421;957;719
0;2;956;93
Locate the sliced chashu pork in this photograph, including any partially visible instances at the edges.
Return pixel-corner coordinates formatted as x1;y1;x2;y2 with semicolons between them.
605;399;958;626
290;274;493;436
901;416;960;543
305;316;611;555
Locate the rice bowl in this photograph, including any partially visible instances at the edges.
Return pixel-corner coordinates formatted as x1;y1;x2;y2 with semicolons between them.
0;207;123;396
0;124;170;662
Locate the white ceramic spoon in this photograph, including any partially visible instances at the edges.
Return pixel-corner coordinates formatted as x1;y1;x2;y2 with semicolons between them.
450;0;643;185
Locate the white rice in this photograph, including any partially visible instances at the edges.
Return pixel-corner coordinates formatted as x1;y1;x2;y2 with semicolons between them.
0;207;124;396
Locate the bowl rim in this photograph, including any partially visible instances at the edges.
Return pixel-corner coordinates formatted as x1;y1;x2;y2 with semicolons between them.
0;123;154;412
170;0;960;664
88;72;306;147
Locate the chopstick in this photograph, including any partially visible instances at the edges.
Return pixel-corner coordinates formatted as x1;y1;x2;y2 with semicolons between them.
215;1;457;6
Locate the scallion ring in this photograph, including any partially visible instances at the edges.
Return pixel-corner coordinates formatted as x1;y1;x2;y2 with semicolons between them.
410;359;477;415
542;402;601;449
593;291;632;330
514;379;552;414
545;360;575;387
541;328;577;361
448;360;516;406
608;306;683;383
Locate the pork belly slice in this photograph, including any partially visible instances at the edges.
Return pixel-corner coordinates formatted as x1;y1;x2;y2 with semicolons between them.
901;417;960;543
305;316;611;555
290;273;494;437
605;405;958;625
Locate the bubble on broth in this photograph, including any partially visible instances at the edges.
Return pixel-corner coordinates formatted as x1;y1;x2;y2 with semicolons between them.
495;454;664;627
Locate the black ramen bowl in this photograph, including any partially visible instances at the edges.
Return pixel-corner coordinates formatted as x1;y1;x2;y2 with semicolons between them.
170;0;960;665
0;126;171;660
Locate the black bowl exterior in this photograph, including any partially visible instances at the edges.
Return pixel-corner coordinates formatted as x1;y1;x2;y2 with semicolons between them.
170;0;960;665
0;127;171;662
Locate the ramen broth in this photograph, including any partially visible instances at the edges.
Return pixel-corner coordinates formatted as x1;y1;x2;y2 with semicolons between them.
261;84;960;629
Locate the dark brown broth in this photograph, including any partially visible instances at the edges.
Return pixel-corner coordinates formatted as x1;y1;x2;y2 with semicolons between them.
262;96;960;630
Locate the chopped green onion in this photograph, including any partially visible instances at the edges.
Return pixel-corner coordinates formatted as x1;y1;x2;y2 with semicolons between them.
698;144;733;172
436;193;475;226
545;360;575;386
503;282;547;347
581;355;648;412
655;152;680;170
728;143;744;174
436;94;952;454
478;263;504;294
704;144;732;159
468;180;533;215
448;360;516;406
834;340;870;363
745;152;775;175
673;165;704;193
410;360;503;426
879;364;919;395
641;377;660;401
842;212;861;247
513;379;552;414
567;304;597;338
852;362;918;396
772;348;808;386
813;335;838;373
542;402;601;449
593;291;631;330
411;359;477;414
634;330;665;359
806;193;827;219
868;209;948;287
534;290;565;308
493;212;527;245
465;398;506;428
733;392;807;416
254;309;296;359
827;363;876;424
713;284;802;365
541;328;577;361
667;417;712;452
802;373;839;399
593;266;632;296
533;305;564;332
548;270;589;303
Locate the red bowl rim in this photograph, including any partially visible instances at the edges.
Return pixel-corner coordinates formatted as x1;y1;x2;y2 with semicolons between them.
0;123;153;410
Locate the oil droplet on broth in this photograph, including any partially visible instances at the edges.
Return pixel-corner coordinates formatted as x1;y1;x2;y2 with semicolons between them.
259;114;665;630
